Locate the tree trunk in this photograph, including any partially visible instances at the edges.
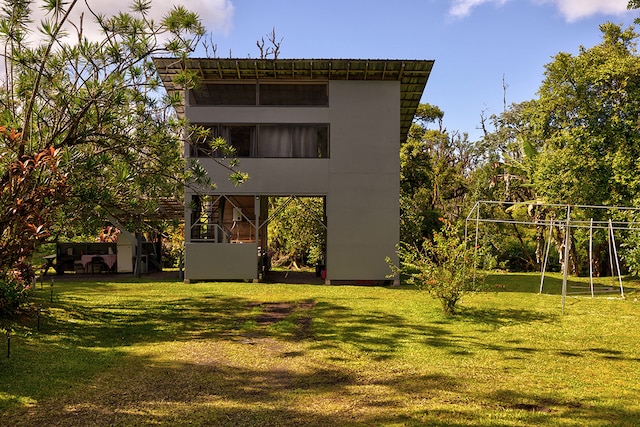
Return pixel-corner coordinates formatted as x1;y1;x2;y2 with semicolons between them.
552;225;579;276
535;225;545;266
592;242;608;277
569;234;580;276
511;223;537;270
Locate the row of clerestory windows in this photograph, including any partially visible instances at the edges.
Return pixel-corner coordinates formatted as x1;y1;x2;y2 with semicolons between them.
188;82;329;107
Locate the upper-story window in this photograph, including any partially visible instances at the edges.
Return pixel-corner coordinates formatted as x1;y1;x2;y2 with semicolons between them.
258;125;328;157
190;83;256;105
259;84;328;106
190;124;329;158
189;82;328;106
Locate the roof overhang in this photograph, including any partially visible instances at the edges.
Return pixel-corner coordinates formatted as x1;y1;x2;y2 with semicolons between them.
153;58;434;143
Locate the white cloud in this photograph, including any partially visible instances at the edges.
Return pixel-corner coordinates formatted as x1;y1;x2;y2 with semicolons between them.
448;0;630;21
26;0;234;44
181;0;235;35
448;0;509;18
535;0;629;22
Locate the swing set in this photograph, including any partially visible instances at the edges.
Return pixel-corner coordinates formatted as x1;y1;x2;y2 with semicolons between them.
465;201;640;314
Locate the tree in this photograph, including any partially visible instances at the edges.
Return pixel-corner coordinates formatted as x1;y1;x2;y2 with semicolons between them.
475;100;553;272
400;122;438;246
529;23;640;206
530;23;640;274
0;134;66;314
477;22;640;275
400;103;482;246
0;0;216;315
267;197;325;270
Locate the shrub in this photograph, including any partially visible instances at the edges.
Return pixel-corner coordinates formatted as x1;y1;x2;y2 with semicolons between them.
389;219;484;315
0;265;33;316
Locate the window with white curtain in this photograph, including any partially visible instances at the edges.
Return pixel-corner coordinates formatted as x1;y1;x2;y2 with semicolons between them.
258;125;328;158
192;124;329;158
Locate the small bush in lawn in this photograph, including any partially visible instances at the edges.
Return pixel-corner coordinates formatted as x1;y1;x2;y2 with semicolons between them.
389;219;484;315
0;266;33;317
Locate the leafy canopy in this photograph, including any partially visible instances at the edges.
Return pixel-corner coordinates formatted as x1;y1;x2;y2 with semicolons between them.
0;0;216;315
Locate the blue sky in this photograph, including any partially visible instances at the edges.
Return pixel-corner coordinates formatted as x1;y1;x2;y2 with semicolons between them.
198;0;638;140
64;0;639;140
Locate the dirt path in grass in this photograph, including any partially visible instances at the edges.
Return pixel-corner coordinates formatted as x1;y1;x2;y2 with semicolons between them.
4;301;334;426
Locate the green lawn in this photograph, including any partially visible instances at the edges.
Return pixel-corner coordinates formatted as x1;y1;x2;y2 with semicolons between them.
1;273;639;426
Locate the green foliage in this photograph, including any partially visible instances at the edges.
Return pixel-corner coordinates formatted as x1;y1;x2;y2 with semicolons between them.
160;223;184;268
529;23;640;206
0;272;30;316
493;233;538;271
0;129;66;313
400;135;432;198
399;134;439;245
413;103;444;126
399;192;440;246
400;103;482;246
476;23;640;275
532;148;610;205
619;219;640;276
267;197;325;268
389;220;483;315
631;1;640;25
0;0;217;316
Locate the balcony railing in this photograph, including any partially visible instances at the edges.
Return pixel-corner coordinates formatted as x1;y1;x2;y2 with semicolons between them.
190;222;231;242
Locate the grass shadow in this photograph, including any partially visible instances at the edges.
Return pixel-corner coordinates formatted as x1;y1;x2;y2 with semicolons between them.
456;306;557;327
3;277;640;426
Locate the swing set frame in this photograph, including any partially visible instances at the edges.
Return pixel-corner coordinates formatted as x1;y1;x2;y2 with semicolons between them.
465;201;640;314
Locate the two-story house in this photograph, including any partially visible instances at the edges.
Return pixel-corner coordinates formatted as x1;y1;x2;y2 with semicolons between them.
153;58;433;283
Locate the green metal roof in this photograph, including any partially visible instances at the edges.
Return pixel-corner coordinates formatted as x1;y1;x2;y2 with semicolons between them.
153;58;434;143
